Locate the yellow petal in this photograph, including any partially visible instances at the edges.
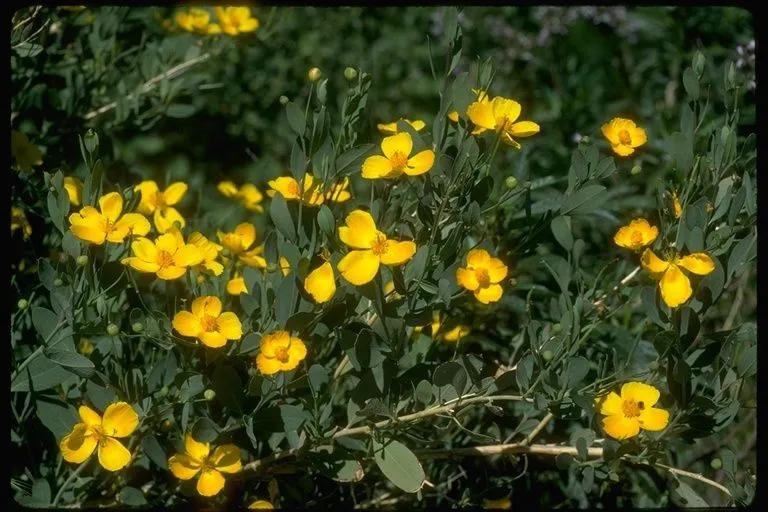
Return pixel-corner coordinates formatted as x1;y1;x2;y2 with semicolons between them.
379;240;416;266
598;391;623;416
156;266;186;280
611;144;635;157
240;247;268;268
638;407;669;431
620;382;660;407
168;453;201;480
98;192;123;223
377;121;398;134
227;277;248;295
131;238;157;262
163;182;188;205
279;256;291;276
338;250;380;286
404;150;435;176
407;119;426;131
381;132;412;160
338;210;378;249
235;223;257;249
507;121;540;137
659;264;692;308
78;406;102;428
456;267;479;291
196;468;226;497
155;231;180;255
304;262;336;303
200;331;228;348
447;111;459;123
249;500;274;509
474;284;503;304
111;213;151;239
466;248;491;269
63;177;83;206
70;224;106;245
173;245;205;267
256;354;283;375
361;155;394;180
154;208;185;234
210;444;242;474
286;337;308;368
216;312;242;340
268;177;300;200
192;296;222;318
601;122;618;145
675;253;715;275
124;257;161;273
97;437;132;471
491;97;521;125
185;433;210;462
630;126;648;148
259;331;290;359
467;101;495;132
60;423;97;463
217;181;238;197
640;249;670;275
173;311;202;338
487;258;508;283
602;414;640;440
101;402;139;438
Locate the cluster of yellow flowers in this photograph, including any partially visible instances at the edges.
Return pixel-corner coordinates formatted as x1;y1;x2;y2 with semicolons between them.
171;6;259;36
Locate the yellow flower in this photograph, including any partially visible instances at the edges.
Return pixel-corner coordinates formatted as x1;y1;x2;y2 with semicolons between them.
456;248;508;304
601;118;647;157
173;296;242;348
279;256;291;276
413;310;442;338
448;89;489;122
59;402;139;471
256;331;308;375
175;8;211;33
337;210;416;286
134;181;187;234
671;191;683;219
64;177;84;206
205;23;222;34
11;130;43;173
218;181;265;212
121;228;204;280
227;275;248;295
249;500;274;509
11;206;32;240
304;262;336;303
69;192;151;245
613;218;658;251
267;173;325;206
78;338;94;356
377;118;426;135
361;132;435;179
168;433;242;497
441;324;471;342
483;497;512;509
640;249;715;308
325;177;352;203
215;6;260;36
217;223;267;269
597;382;669;440
188;232;224;276
467;96;540;149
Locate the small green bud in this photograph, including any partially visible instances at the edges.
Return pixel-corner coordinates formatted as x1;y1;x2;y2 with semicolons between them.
630;165;642;175
344;67;358;81
53;278;64;287
727;62;736;88
107;323;120;336
505;176;518;190
204;389;216;401
160;418;174;432
131;322;144;333
84;129;99;153
279;95;289;106
17;299;29;310
158;386;169;397
551;323;562;334
248;367;258;377
710;458;722;470
307;67;322;82
542;350;554;361
49;186;56;193
76;255;89;266
693;52;706;76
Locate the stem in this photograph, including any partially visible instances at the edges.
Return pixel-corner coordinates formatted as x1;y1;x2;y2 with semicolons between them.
11;318;67;382
52;461;88;506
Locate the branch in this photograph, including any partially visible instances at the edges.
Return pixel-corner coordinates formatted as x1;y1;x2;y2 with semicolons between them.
83;52;212;121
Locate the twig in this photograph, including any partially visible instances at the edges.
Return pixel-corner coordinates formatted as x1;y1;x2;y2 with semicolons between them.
522;412;554;446
655;463;732;498
83;52;212;121
592;265;641;307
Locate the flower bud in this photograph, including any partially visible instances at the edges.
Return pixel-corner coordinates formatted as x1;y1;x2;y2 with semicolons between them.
131;322;144;333
17;299;28;310
49;186;56;193
58;253;68;263
693;52;706;77
542;350;554;361
580;136;591;144
505;176;518;190
107;323;120;336
307;67;322;82
344;67;358;81
79;339;94;356
630;165;642;175
84;129;99;153
727;62;736;87
53;278;64;287
204;389;216;401
710;458;722;470
76;255;89;266
279;95;289;106
160;418;174;432
551;323;562;334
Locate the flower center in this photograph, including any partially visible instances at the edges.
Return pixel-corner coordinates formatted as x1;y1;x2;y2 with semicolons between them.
630;231;643;246
618;129;632;145
475;268;491;288
275;346;290;363
157;250;175;268
371;234;389;256
390;151;409;172
201;314;217;332
103;218;114;234
622;399;645;418
287;181;300;197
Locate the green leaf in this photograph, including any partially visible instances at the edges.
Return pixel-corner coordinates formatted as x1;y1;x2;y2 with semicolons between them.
670;476;708;507
43;347;95;378
308;364;329;395
335;144;375;176
279;404;309;431
317;205;335;235
30;479;51;506
211;365;243;412
178;374;205;401
119;487;148;506
274;276;298;327
516;354;535;391
269;193;297;242
372;438;425;493
35;396;78;439
286;102;306;136
593;157;616;179
550;215;574;251
86;380;117;411
166;104;197;118
404;246;429;285
561;185;607;216
415;380;433;405
239;333;261;355
433;361;468;396
682;67;700;100
32;307;60;341
562;356;590;388
141;435;168;470
191;417;219;442
11;356;74;392
726;233;756;281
